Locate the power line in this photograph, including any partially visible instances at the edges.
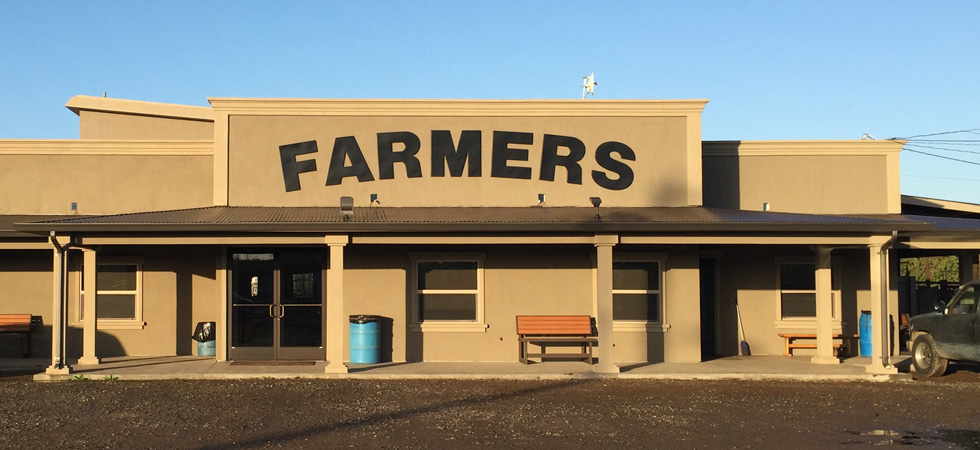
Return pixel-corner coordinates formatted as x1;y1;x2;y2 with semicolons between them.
900;128;980;139
904;142;980;155
904;175;980;182
903;147;980;166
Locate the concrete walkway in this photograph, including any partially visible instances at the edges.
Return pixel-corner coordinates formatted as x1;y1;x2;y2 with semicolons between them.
1;355;913;382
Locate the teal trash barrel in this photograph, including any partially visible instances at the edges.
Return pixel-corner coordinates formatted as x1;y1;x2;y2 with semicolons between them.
197;340;216;357
349;315;380;364
859;310;872;357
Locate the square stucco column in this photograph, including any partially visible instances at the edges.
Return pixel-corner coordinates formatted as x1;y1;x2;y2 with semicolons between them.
866;237;897;374
663;248;701;363
46;242;70;375
811;246;838;365
325;239;348;374
594;234;619;374
78;247;100;366
215;249;228;361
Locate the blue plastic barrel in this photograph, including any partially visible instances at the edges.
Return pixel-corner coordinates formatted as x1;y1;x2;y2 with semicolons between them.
859;311;872;357
349;316;380;364
197;340;216;357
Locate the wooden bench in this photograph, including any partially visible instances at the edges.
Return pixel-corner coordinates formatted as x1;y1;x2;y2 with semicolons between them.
0;314;34;358
517;315;597;364
778;333;859;357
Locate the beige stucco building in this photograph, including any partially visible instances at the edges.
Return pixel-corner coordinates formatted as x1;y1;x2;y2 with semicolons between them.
2;95;977;375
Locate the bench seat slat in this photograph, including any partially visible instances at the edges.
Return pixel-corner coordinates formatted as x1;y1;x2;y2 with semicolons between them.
517;315;593;335
0;314;32;332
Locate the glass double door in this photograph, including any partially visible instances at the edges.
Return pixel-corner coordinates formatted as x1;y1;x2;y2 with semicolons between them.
229;250;324;360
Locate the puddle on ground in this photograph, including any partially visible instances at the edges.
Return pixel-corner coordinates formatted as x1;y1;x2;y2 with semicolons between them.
843;429;980;447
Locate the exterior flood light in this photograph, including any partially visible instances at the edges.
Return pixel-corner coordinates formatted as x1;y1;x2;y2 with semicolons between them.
340;196;354;222
590;197;602;219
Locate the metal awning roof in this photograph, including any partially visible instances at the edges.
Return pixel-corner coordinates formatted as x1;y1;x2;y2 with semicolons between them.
858;214;980;236
10;206;935;235
0;215;82;239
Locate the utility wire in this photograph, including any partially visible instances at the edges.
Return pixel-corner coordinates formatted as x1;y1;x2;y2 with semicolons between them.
903;147;980;166
907;139;980;143
904;175;980;182
904;142;980;155
900;128;980;139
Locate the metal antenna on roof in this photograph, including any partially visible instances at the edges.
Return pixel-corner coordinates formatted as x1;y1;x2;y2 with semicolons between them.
581;73;597;99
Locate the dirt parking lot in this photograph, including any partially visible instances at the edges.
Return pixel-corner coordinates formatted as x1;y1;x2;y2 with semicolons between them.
2;370;980;450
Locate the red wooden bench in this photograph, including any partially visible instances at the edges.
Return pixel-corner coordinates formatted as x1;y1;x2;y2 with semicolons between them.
0;314;34;358
517;315;597;364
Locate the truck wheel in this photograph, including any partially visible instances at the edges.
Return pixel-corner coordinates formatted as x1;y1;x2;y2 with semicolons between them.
911;335;948;377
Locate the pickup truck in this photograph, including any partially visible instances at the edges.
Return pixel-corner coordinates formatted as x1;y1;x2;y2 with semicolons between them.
908;280;980;377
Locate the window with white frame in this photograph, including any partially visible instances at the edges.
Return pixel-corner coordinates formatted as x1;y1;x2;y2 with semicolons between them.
412;254;486;331
612;260;662;322
779;263;816;319
78;258;144;328
775;257;843;326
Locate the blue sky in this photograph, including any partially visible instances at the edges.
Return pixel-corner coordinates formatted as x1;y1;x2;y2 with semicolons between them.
2;2;978;203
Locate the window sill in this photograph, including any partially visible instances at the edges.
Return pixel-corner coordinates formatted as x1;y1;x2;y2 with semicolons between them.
410;322;489;333
70;321;146;330
614;322;670;333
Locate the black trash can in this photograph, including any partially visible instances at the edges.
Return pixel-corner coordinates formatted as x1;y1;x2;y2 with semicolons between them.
192;321;216;357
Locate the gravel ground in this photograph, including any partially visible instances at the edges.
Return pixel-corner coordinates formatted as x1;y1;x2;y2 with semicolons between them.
2;372;980;449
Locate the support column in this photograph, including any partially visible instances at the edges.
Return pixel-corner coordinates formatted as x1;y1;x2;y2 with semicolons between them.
46;237;70;375
594;234;619;374
324;238;348;374
215;248;228;361
811;246;838;364
78;247;100;365
958;252;975;286
866;237;897;374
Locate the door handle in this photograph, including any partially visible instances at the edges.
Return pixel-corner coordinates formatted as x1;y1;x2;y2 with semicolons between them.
278;305;285;319
268;305;276;318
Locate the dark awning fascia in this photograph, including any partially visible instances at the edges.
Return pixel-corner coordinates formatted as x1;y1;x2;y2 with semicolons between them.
13;207;935;235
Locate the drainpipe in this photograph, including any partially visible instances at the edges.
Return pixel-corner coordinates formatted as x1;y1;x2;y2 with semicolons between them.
878;231;898;369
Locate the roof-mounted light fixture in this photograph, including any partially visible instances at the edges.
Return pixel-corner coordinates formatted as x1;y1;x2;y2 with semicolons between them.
590;197;602;219
340;196;354;222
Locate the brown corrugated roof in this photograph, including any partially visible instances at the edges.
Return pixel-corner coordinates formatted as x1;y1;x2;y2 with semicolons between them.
858;214;980;235
0;215;82;238
12;206;934;235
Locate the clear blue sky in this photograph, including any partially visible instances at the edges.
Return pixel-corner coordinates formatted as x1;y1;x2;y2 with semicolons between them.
2;2;978;203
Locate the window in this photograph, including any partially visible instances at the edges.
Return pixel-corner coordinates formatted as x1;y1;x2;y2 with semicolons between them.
78;258;144;329
96;264;140;319
779;263;816;318
411;254;486;332
612;260;662;322
947;285;979;315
